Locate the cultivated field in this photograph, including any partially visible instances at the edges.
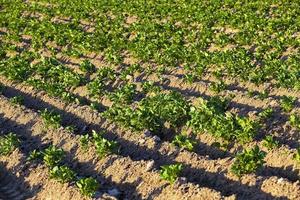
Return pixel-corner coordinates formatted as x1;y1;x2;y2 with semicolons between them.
1;0;300;199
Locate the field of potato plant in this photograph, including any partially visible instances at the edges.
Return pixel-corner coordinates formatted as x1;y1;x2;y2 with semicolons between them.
1;0;300;199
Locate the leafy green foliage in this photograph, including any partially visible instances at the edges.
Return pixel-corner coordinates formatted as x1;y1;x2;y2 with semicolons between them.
231;146;266;177
27;149;43;161
92;131;118;158
293;148;300;163
41;109;62;129
188;96;259;143
280;96;296;112
262;135;279;150
9;95;24;106
80;134;89;151
87;67;115;98
80;131;118;158
210;81;227;93
160;164;183;184
258;90;269;100
49;165;76;183
120;64;141;80
0;133;20;155
103;91;190;133
142;81;161;94
258;108;274;120
42;145;65;168
289;114;300;129
76;177;99;197
172;134;196;151
0;55;33;81
79;60;95;73
108;83;136;104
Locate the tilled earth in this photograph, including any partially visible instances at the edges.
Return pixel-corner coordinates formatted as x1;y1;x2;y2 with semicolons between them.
1;62;300;199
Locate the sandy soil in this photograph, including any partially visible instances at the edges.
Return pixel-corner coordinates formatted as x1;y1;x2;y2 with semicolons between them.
1;3;300;200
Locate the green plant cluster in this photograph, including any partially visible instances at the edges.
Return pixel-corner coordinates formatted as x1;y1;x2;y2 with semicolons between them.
80;130;118;158
41;108;62;129
28;145;99;197
0;132;20;155
188;96;259;143
231;145;266;177
87;67;115;98
2;0;300;89
103;91;190;133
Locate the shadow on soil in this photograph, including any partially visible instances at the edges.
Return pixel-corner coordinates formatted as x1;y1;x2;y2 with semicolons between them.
0;161;41;200
0;108;144;199
1;86;295;199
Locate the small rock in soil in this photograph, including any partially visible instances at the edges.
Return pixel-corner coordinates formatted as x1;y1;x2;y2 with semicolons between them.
152;135;161;143
178;177;187;184
138;138;145;144
101;193;118;200
146;160;155;171
82;125;87;132
107;188;121;197
94;191;102;199
277;177;284;184
143;129;151;137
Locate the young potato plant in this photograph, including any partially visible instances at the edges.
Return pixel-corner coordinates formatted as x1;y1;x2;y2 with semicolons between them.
293;148;300;163
262;135;279;150
258;108;274;120
27;149;43;161
92;131;118;158
280;96;296;112
87;67;115;98
289;114;300;129
172;134;196;151
0;133;20;155
80;130;118;158
49;165;77;183
120;64;141;80
108;83;137;104
0;55;34;82
103;91;190;133
188;96;259;143
80;134;90;151
257;90;269;100
79;60;95;74
141;81;161;95
231;146;266;177
160;163;183;184
41;109;62;129
209;80;227;93
33;58;83;88
42;145;65;168
76;177;99;197
9;95;24;106
183;73;196;85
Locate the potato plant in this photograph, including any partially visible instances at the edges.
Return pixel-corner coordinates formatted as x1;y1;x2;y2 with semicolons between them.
9;95;24;106
76;177;99;197
41;109;62;129
262;135;279;150
42;145;65;168
188;96;259;143
160;163;183;184
231;146;266;177
172;134;196;152
49;165;76;183
103;91;190;133
0;133;20;155
280;96;296;112
80;130;118;158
